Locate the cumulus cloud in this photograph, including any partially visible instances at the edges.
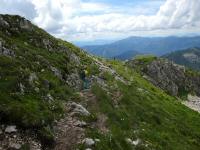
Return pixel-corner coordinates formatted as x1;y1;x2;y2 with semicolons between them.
0;0;199;41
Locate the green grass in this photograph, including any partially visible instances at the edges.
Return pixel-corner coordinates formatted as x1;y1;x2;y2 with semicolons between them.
81;60;200;150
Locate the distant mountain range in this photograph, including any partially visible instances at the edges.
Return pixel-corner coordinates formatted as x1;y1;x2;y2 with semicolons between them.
82;36;200;60
163;47;200;71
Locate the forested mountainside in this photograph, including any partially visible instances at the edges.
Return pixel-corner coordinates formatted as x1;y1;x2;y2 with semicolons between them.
163;47;200;71
1;14;200;150
83;36;200;59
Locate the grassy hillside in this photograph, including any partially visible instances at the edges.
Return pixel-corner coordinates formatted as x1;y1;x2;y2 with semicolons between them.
80;60;200;150
0;14;99;146
1;14;200;150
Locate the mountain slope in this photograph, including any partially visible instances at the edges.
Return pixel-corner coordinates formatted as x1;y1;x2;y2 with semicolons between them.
163;47;200;71
83;36;200;59
1;14;200;150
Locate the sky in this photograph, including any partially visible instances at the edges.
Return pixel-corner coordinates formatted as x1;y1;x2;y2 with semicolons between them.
0;0;200;43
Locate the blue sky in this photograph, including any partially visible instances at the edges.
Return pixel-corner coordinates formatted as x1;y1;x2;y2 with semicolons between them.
0;0;199;42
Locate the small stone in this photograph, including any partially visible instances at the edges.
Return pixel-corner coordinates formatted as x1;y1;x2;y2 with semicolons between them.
29;73;38;85
132;139;141;146
5;125;17;133
47;93;54;101
125;138;141;146
34;87;40;93
83;138;95;146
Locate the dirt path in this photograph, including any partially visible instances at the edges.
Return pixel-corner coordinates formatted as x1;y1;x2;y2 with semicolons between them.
53;102;86;150
52;58;128;149
52;90;98;150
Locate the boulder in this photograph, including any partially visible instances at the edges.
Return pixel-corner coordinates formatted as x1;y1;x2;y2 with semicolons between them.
5;125;17;133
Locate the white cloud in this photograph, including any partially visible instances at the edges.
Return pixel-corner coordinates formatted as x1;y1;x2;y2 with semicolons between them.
0;0;199;41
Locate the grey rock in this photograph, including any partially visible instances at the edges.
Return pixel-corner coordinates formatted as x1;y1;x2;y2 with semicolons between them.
70;53;80;65
83;138;95;146
19;83;25;94
34;87;40;93
5;125;17;133
0;41;15;57
65;72;82;90
132;139;141;146
42;39;53;51
50;66;62;79
19;19;32;31
74;120;87;127
69;102;90;116
46;93;54;101
125;138;141;146
29;73;38;85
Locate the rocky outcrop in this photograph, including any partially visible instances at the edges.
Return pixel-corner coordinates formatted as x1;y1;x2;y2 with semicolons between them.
0;14;33;34
128;58;200;97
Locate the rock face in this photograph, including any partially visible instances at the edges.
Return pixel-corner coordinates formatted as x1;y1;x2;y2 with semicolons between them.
144;60;186;96
128;58;200;96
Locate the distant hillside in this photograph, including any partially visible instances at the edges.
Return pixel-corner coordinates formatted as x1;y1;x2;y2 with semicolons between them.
163;47;200;71
83;36;200;59
114;50;140;60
